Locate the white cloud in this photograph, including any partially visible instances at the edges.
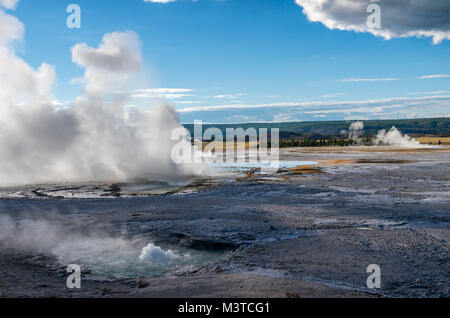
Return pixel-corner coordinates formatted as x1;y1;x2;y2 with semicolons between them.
214;93;246;99
417;74;450;79
131;88;193;99
144;0;176;3
341;78;400;82
177;95;450;113
135;88;192;94
132;93;191;99
144;0;203;3
322;93;344;98
174;100;203;104
295;0;450;44
178;102;304;112
178;95;450;123
0;0;19;9
0;8;23;44
0;7;54;105
408;91;450;95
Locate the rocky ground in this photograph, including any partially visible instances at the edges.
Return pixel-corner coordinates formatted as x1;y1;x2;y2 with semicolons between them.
0;147;449;298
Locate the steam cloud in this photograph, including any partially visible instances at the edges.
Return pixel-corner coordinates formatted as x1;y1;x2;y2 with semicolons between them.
0;2;199;185
346;121;432;148
0;214;128;257
373;126;423;148
348;121;364;142
0;214;187;277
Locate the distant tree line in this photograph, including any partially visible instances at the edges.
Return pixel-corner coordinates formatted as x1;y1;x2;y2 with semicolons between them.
184;118;450;138
278;136;374;148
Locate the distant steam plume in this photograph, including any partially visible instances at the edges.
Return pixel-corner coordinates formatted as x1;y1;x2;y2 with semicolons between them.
348;121;364;142
373;126;424;148
345;121;433;148
0;2;200;185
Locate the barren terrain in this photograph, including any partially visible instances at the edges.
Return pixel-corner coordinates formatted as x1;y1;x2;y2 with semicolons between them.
0;147;449;298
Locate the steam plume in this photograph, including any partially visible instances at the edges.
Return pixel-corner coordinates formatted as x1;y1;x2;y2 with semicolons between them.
0;215;186;277
345;121;434;148
0;2;199;185
373;126;424;148
348;121;364;142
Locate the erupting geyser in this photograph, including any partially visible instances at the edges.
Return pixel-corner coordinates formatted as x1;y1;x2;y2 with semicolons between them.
345;121;435;148
0;1;201;186
374;126;423;148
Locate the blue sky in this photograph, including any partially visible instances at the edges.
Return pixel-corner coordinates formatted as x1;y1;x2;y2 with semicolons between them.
10;0;450;123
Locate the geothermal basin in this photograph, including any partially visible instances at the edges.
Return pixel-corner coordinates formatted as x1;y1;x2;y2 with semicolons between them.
0;147;449;297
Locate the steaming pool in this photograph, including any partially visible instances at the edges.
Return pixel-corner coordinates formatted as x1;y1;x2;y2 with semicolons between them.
54;239;225;280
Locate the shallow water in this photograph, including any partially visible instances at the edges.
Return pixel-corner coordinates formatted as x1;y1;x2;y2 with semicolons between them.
213;160;318;172
0;159;316;199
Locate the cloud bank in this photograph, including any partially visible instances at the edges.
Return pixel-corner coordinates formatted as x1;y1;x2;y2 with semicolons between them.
295;0;450;44
176;95;450;123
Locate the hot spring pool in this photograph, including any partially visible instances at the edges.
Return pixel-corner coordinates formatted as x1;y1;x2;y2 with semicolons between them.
55;240;225;279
